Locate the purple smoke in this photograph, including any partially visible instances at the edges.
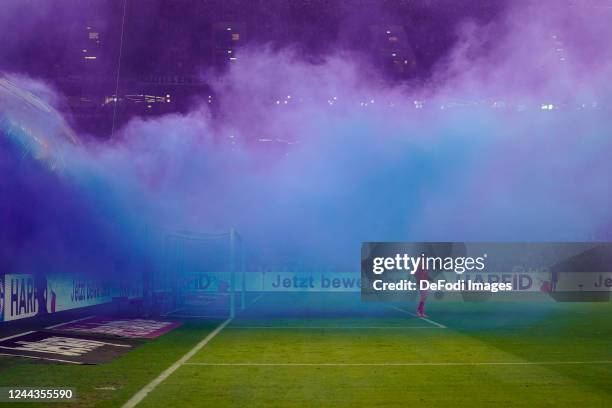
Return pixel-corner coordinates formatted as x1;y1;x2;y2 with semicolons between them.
1;1;611;277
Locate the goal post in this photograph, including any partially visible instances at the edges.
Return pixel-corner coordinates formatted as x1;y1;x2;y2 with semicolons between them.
228;228;248;317
153;228;246;319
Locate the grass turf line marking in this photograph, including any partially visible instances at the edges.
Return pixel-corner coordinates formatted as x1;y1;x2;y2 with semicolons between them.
160;307;185;317
240;292;265;312
45;315;95;329
249;293;264;307
0;331;36;342
387;305;447;328
183;361;612;367
0;315;94;343
121;318;233;408
0;351;83;364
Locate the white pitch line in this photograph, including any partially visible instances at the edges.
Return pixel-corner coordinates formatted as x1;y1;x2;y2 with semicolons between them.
0;352;84;365
45;315;95;329
184;361;612;367
387;305;446;328
0;330;36;342
161;307;186;317
0;315;95;343
226;326;443;330
121;318;232;408
249;293;264;307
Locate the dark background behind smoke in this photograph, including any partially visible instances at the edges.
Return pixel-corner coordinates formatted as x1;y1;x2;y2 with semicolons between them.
1;0;612;281
0;0;508;136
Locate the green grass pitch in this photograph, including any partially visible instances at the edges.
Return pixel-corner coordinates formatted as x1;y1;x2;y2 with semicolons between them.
0;295;611;407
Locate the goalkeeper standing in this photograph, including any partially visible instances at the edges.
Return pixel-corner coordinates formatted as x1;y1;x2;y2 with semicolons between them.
415;265;429;317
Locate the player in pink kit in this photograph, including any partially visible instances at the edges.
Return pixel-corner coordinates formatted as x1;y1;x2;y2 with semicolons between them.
415;266;429;317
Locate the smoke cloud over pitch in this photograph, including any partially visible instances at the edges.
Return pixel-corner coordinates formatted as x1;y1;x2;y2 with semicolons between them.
1;2;611;277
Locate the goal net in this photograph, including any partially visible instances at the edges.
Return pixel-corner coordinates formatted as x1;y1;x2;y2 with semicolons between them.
153;229;245;319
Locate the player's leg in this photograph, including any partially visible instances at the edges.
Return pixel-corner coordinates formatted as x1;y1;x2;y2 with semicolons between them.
416;287;428;317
